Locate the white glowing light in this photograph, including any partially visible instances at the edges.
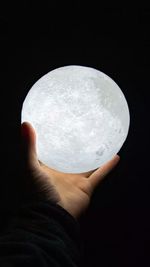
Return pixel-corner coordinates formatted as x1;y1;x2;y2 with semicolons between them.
21;65;130;174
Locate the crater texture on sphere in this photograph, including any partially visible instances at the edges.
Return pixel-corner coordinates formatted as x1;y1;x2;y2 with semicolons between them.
21;65;130;173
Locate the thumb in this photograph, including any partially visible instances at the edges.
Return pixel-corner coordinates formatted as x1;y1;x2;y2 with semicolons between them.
21;122;39;170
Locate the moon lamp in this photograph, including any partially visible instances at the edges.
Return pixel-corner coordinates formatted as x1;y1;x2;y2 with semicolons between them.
21;65;130;174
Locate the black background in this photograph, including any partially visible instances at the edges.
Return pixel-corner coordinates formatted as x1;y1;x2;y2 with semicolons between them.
1;2;150;266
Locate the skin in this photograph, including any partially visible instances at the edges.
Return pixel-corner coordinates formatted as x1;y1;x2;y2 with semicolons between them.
21;122;120;220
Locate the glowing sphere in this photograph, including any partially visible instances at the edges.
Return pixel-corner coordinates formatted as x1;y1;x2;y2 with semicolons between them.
21;65;130;174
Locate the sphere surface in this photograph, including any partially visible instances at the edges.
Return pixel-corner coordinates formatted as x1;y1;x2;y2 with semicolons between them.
21;65;130;173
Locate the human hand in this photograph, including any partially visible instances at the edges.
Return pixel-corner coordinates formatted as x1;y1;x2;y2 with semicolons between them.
21;122;120;220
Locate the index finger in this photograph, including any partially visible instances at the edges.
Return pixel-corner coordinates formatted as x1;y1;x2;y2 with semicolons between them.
88;155;120;191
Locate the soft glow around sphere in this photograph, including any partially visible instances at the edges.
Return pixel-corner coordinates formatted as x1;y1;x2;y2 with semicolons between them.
21;65;130;174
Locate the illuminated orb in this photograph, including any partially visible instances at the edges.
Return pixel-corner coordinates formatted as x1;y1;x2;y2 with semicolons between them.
21;65;130;174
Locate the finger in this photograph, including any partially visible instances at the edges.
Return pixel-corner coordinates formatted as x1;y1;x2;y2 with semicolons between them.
76;169;97;178
89;155;120;192
21;122;39;170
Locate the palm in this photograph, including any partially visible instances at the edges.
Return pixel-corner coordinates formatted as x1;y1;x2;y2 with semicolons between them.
37;161;94;219
21;122;120;220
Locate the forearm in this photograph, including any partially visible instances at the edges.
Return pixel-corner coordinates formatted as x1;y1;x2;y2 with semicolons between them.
0;200;84;266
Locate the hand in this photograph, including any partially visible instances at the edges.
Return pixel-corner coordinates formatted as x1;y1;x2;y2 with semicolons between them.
21;122;120;220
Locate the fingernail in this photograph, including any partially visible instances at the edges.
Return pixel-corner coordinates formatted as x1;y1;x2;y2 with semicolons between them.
21;123;29;140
